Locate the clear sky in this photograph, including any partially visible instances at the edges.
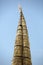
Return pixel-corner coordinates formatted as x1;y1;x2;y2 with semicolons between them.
0;0;43;65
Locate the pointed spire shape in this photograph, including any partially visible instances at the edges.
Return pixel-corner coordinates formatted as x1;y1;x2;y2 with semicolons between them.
12;7;32;65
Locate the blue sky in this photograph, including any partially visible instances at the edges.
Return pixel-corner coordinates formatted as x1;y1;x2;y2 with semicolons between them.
0;0;43;65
